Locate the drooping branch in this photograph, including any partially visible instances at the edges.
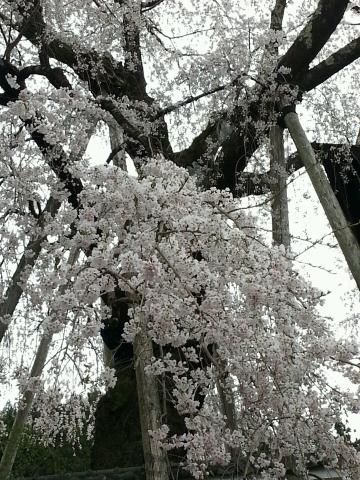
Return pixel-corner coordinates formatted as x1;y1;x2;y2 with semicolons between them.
0;60;97;344
1;24;169;478
0;119;95;343
0;247;80;480
0;197;60;344
0;36;169;479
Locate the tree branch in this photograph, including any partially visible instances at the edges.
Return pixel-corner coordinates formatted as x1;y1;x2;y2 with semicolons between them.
218;142;360;203
0;118;95;344
158;72;252;117
278;0;349;79
122;1;148;99
141;0;165;13
0;196;60;344
7;0;138;100
173;100;259;194
17;64;73;90
0;58;97;344
0;247;80;480
174;0;352;194
270;0;287;32
0;59;83;208
298;36;360;91
5;0;174;161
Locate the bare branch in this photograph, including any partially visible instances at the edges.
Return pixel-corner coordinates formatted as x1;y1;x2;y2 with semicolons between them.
159;80;240;116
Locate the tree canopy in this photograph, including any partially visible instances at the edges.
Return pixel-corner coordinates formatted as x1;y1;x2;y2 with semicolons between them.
1;1;360;479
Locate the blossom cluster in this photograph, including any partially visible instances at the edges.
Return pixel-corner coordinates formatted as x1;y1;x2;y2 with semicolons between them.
52;157;360;477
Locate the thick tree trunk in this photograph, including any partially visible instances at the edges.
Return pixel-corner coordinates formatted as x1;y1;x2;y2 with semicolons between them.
270;125;290;249
134;321;168;480
91;289;144;470
284;111;360;289
91;367;144;470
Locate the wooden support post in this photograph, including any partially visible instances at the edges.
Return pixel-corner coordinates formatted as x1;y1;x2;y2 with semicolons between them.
284;111;360;290
270;124;290;248
134;318;168;480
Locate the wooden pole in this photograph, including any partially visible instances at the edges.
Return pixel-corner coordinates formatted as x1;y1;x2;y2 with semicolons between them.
284;111;360;290
270;125;290;248
134;317;168;480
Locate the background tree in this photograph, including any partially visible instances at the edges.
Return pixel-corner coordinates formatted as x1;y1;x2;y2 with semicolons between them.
0;400;93;477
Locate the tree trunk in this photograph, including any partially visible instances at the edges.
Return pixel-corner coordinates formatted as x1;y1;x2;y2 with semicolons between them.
215;359;239;467
108;120;127;170
270;124;290;249
133;319;168;480
91;366;144;470
284;111;360;289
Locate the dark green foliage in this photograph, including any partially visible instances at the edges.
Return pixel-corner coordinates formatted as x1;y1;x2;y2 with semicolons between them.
0;402;92;478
